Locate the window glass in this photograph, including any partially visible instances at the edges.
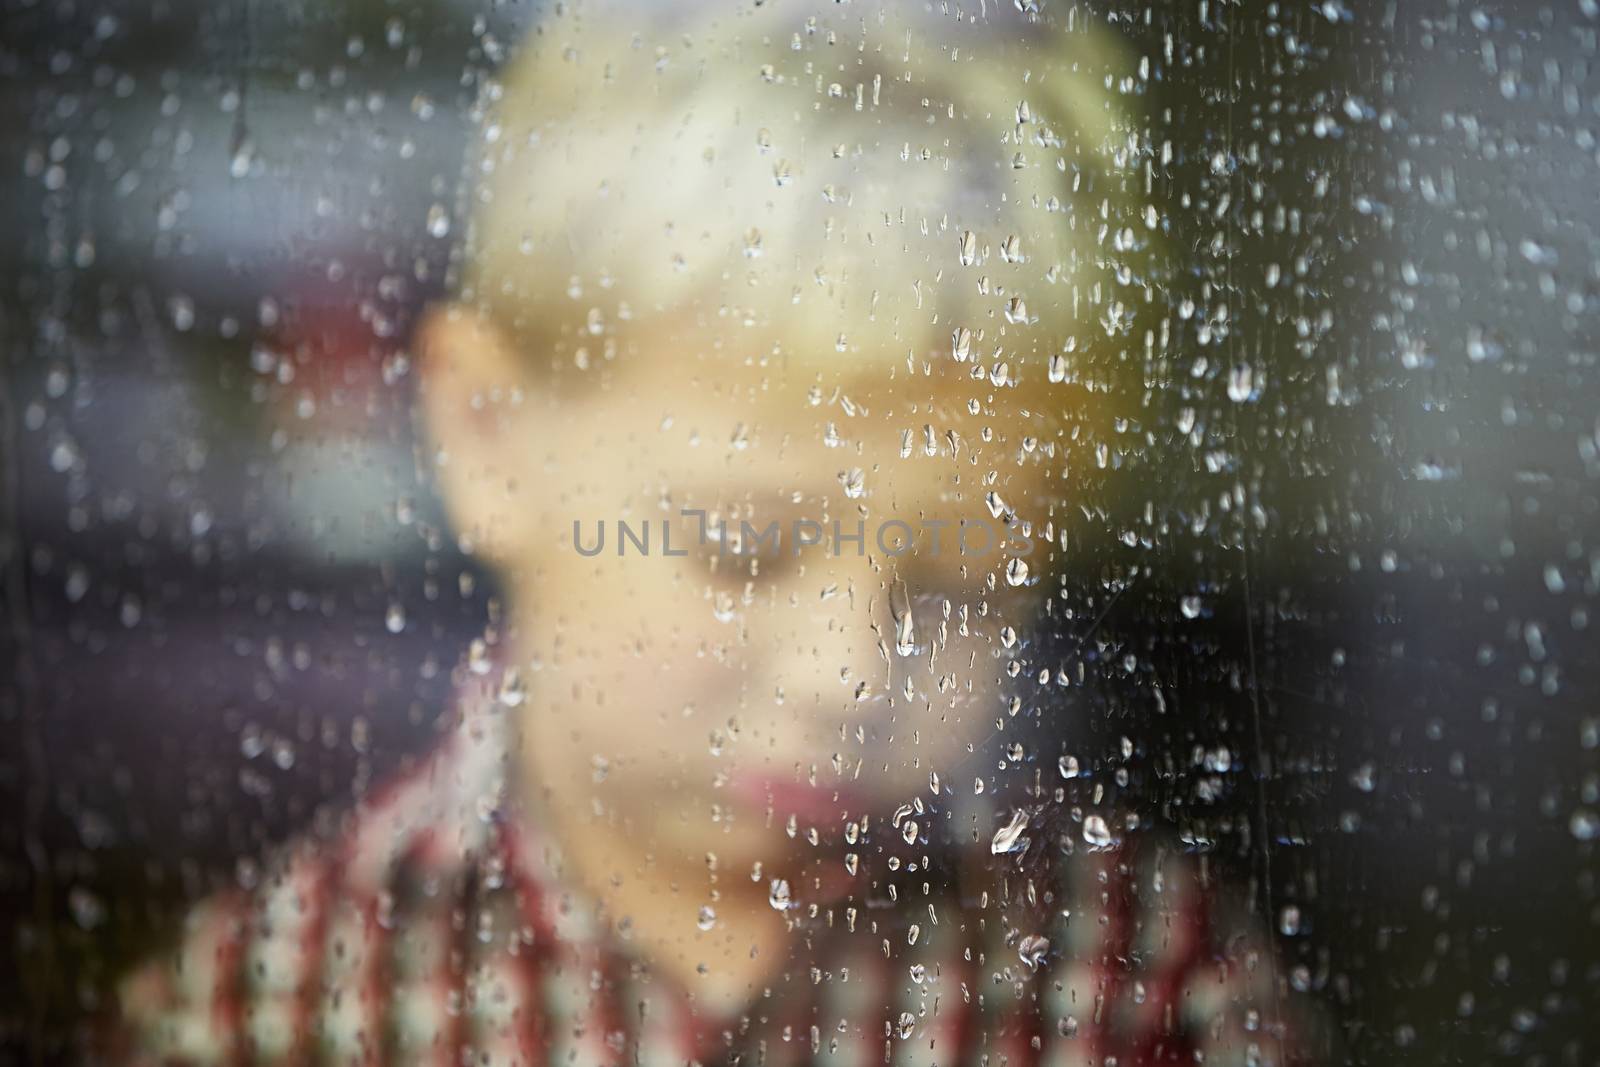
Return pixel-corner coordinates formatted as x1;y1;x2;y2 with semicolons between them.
2;2;1595;1063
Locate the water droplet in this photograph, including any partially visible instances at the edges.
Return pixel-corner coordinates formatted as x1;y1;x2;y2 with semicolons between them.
228;139;254;179
1005;558;1030;586
1350;762;1376;793
68;887;106;931
48;436;80;473
768;879;793;911
1227;364;1254;402
1018;933;1050;971
1058;755;1081;779
64;566;89;603
839;468;866;499
1571;808;1599;841
958;230;978;266
697;905;717;931
990;808;1030;854
426;202;450;238
951;326;973;362
1278;905;1302;936
169;294;195;332
893;602;917;657
385;602;406;634
1180;595;1203;619
1082;814;1112;849
1544;565;1566;595
497;670;527;708
1519;239;1557;266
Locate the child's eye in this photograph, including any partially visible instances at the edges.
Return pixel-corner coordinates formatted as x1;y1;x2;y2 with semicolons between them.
697;547;746;586
748;548;799;583
698;544;797;587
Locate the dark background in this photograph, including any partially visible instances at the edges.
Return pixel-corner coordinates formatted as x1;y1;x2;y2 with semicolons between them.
3;0;1597;1062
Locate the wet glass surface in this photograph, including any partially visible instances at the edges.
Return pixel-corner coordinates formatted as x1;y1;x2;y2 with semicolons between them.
2;2;1596;1063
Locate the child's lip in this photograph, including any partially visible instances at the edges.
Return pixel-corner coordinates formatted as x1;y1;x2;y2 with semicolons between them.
732;774;871;823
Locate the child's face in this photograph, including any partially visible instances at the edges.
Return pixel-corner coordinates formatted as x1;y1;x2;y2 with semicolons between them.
425;316;1049;876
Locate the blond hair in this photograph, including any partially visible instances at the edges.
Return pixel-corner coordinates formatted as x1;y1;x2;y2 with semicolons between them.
460;1;1151;394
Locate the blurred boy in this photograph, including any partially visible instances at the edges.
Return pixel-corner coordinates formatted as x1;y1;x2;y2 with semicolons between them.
110;3;1310;1064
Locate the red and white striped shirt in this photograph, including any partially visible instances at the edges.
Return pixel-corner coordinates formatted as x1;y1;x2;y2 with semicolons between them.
108;651;1313;1066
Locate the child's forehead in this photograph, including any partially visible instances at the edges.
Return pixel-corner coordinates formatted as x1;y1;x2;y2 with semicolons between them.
568;353;1052;506
606;348;1029;436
